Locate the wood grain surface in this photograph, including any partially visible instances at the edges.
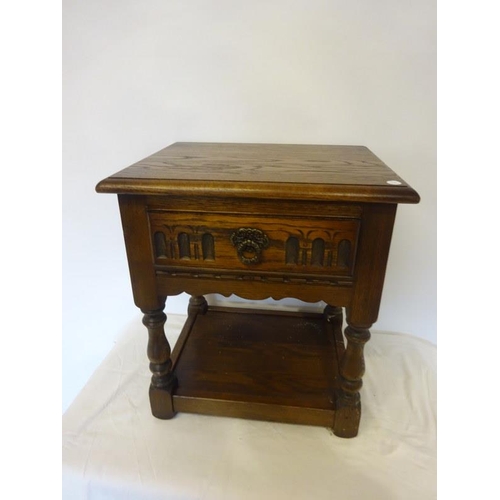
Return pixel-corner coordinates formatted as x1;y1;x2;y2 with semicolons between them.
172;306;343;426
148;210;360;276
96;142;420;203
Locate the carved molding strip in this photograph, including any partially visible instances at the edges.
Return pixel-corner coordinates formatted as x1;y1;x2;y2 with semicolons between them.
155;269;353;287
285;233;354;269
153;228;216;262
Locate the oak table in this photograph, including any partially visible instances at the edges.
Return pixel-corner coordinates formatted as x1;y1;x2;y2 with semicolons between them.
96;142;420;438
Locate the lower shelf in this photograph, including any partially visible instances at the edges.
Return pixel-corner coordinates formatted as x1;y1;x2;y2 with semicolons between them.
171;306;345;427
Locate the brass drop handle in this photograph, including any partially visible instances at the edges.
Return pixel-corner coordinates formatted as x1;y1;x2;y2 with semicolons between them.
230;228;269;265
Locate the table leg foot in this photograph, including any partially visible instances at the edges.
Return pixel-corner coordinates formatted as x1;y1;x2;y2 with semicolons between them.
149;383;176;420
333;394;361;438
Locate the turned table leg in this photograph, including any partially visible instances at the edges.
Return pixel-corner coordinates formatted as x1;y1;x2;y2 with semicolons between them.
333;318;371;438
141;298;177;419
188;295;208;315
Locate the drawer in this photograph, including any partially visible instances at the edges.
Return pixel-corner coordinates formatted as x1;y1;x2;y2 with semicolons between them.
148;211;360;277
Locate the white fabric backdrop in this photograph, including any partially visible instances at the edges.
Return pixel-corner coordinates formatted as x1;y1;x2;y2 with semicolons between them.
62;314;436;500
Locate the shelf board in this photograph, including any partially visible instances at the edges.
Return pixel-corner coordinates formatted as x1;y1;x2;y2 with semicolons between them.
171;306;345;427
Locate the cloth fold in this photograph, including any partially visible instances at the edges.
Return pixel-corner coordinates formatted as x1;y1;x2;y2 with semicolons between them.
63;314;436;500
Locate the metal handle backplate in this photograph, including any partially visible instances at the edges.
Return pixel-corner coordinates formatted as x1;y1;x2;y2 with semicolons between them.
230;228;269;265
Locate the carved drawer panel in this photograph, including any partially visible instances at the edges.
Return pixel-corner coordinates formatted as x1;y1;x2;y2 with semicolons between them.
148;211;360;278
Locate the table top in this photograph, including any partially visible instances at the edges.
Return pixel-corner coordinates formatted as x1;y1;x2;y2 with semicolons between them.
96;142;420;203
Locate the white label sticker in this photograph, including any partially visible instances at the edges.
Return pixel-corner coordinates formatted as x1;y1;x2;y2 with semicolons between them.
386;180;402;185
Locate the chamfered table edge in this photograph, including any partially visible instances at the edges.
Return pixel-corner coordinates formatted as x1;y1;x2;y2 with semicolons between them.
95;178;420;204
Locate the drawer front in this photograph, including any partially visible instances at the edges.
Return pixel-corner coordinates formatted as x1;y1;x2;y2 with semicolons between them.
148;211;360;277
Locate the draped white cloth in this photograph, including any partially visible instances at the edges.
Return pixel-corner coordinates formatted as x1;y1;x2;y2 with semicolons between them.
63;314;436;500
